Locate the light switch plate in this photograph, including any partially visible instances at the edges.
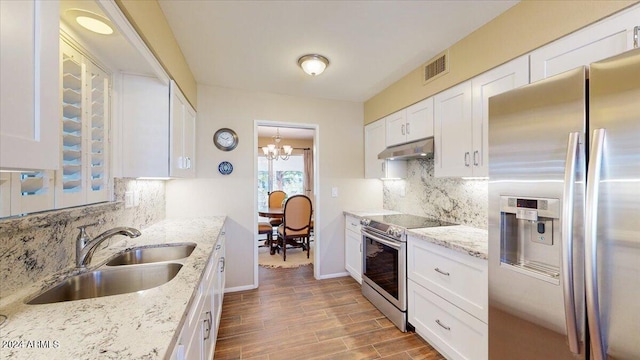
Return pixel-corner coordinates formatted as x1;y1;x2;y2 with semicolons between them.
331;187;338;197
125;191;134;208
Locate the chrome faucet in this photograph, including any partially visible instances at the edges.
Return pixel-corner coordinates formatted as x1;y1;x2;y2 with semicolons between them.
76;221;141;268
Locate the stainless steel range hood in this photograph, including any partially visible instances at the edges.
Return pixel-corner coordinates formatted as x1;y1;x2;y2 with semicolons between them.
378;137;434;160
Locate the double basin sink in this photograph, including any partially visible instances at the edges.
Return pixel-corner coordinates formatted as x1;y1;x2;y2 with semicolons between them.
26;243;196;305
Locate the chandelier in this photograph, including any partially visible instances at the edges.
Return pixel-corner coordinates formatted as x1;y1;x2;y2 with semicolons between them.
262;128;293;161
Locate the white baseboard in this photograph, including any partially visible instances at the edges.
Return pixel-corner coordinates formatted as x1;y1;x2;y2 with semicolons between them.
316;271;350;280
224;284;257;293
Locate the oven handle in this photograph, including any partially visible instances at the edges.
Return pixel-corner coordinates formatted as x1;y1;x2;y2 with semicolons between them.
361;228;402;250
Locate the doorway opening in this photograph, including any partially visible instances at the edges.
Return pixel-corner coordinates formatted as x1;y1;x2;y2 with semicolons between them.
254;121;319;287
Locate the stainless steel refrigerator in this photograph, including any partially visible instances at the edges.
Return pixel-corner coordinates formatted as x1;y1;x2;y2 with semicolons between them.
488;48;640;360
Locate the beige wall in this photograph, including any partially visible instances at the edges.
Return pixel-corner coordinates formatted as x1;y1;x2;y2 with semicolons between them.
364;0;638;124
165;85;383;290
115;0;197;108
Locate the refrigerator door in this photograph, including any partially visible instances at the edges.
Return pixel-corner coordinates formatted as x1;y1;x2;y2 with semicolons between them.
488;67;586;359
587;48;640;360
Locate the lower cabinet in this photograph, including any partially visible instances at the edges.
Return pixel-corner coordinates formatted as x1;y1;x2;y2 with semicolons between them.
171;230;226;360
407;235;487;360
344;215;362;283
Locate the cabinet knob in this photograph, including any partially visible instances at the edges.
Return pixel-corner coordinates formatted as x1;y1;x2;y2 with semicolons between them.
406;122;410;134
464;152;471;167
473;150;479;166
401;124;405;135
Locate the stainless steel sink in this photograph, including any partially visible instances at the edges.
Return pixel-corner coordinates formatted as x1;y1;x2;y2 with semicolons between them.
26;263;183;305
105;243;196;266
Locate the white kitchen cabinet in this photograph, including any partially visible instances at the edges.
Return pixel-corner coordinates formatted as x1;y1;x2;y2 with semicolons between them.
386;98;434;147
170;81;196;178
171;229;226;360
435;56;528;177
470;56;529;177
121;77;196;178
364;119;406;179
0;0;59;171
434;81;473;177
530;4;640;83
407;235;488;360
344;215;362;283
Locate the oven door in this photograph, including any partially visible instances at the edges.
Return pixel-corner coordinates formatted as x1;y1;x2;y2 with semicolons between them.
361;228;406;311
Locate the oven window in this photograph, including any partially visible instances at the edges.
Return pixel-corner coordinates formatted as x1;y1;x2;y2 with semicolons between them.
363;236;399;300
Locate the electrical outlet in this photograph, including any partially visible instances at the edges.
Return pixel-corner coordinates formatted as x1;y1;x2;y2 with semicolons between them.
133;191;141;207
125;191;134;208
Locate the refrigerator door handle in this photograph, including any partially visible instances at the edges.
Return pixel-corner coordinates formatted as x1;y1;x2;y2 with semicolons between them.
561;132;580;354
586;128;607;360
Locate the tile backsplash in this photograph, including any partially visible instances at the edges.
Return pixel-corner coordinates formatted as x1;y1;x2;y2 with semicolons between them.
383;159;488;229
0;178;165;297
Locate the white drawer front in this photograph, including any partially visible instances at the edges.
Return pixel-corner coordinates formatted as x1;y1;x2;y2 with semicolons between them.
345;215;361;233
407;236;487;323
409;280;487;360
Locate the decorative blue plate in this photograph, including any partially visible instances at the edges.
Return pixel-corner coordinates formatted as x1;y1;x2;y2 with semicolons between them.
218;161;233;175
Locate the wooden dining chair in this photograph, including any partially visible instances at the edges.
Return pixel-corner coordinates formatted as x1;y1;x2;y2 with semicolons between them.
274;194;312;261
268;190;287;227
258;221;272;248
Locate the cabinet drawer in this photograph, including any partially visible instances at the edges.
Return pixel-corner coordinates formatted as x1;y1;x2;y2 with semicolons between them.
409;280;487;360
345;215;361;233
407;236;487;323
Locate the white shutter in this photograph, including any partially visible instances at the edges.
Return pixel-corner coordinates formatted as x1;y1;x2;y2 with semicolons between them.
86;62;109;203
10;171;55;215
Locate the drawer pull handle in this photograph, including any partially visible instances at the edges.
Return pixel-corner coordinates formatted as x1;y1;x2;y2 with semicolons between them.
436;319;451;331
434;267;450;276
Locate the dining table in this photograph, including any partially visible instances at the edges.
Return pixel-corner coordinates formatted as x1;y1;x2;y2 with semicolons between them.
258;206;284;218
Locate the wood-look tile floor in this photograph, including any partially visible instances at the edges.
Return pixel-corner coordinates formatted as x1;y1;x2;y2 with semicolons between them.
214;265;445;360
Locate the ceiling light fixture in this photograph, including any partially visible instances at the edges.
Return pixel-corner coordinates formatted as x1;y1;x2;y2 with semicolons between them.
67;9;114;35
262;128;293;161
298;54;329;76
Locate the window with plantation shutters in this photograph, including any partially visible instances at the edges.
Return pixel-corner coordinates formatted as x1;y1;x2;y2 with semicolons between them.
56;38;110;208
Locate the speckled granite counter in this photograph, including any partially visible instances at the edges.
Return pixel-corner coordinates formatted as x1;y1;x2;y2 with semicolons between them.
0;217;226;360
343;209;401;219
406;225;488;260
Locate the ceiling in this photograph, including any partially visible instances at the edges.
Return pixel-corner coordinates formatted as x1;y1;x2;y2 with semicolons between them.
60;0;155;76
258;126;314;140
159;0;519;103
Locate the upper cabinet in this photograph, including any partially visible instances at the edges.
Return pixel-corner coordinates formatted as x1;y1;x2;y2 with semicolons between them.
434;81;473;177
530;5;640;83
170;81;196;178
364;119;406;179
386;98;434;147
0;0;60;171
121;78;196;178
434;56;529;177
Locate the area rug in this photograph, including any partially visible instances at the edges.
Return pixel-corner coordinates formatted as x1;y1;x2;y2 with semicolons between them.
258;242;314;268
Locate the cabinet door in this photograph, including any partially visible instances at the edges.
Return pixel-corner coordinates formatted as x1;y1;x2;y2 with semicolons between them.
434;81;473;177
471;56;529;177
345;228;362;284
170;81;196;178
121;74;170;178
385;110;407;146
530;5;639;83
364;119;386;179
0;0;59;171
405;97;434;142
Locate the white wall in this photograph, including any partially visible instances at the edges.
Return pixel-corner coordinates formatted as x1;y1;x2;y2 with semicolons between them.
166;85;383;290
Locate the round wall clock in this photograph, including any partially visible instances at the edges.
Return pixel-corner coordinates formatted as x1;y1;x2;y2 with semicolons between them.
218;161;233;175
213;128;238;151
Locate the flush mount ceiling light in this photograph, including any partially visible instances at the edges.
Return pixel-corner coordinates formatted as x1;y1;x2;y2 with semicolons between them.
67;9;114;35
297;54;329;76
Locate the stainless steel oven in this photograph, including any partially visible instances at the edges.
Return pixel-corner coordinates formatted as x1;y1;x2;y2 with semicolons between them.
360;214;456;332
361;225;407;331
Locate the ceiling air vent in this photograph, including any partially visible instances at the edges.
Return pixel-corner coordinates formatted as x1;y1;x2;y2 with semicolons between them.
423;50;449;85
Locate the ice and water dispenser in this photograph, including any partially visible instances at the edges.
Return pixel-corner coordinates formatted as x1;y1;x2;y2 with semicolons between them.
499;196;561;284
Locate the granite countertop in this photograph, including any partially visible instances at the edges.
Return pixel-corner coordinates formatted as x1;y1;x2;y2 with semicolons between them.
406;225;488;260
343;209;401;219
0;216;226;360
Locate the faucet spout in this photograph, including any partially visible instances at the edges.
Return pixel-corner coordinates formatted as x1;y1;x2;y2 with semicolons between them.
76;226;141;268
